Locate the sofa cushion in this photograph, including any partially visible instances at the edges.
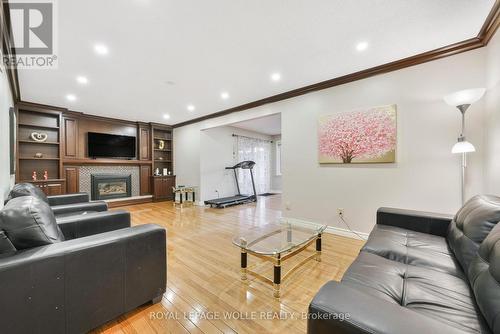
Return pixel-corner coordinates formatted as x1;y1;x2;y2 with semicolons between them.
447;195;500;275
6;182;49;203
342;251;489;333
468;223;500;333
0;230;16;254
0;196;64;250
362;224;463;277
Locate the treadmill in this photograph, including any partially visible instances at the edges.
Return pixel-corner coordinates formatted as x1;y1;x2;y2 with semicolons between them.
204;161;257;208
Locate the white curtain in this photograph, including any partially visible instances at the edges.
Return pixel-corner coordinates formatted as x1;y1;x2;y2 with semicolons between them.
236;136;271;195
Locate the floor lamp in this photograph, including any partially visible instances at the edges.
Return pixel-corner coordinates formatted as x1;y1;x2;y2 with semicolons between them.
444;88;485;205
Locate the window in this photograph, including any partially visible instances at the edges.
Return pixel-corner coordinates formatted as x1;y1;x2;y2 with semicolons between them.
276;140;281;176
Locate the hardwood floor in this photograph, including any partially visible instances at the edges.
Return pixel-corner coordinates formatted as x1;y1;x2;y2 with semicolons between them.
92;195;364;334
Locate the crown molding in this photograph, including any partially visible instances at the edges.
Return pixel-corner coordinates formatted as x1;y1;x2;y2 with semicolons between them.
174;0;500;128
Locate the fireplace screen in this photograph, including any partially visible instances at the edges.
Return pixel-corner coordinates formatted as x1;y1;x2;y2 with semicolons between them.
91;174;132;200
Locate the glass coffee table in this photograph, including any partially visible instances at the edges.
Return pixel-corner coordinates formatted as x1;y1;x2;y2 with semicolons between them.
232;218;326;298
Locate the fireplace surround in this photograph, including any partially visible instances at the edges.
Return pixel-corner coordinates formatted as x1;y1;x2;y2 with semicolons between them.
91;174;132;200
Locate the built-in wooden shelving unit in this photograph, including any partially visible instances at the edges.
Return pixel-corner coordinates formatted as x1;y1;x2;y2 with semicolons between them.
152;125;173;176
15;102;174;202
16;106;64;194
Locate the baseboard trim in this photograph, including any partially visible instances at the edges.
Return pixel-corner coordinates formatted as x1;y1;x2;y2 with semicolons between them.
324;226;369;240
281;217;369;240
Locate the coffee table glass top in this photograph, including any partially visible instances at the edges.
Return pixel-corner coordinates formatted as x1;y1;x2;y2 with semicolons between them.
232;218;326;255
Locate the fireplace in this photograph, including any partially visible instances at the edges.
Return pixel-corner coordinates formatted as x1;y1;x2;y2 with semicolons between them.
91;174;132;200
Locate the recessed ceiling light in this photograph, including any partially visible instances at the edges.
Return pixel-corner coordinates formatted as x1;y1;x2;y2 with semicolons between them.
221;91;230;100
163;114;170;120
356;41;369;52
94;43;109;55
187;104;195;112
271;72;281;82
66;94;77;102
76;76;88;84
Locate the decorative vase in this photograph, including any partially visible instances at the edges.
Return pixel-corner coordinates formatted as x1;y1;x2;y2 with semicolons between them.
31;132;48;142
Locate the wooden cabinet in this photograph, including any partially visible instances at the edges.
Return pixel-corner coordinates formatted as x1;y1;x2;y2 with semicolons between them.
31;179;65;196
152;175;175;201
138;125;151;161
140;165;152;195
64;166;79;193
63;117;78;158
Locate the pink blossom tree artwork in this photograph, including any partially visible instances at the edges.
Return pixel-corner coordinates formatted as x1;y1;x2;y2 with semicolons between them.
318;105;397;163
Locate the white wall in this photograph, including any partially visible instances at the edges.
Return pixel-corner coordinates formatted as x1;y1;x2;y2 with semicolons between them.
199;126;271;201
485;31;500;195
0;68;14;208
270;135;282;192
175;46;490;234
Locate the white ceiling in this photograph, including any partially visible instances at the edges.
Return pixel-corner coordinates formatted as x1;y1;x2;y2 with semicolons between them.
17;0;495;125
231;113;281;136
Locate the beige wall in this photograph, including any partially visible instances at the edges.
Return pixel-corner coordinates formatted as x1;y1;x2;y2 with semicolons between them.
175;44;493;234
485;31;500;194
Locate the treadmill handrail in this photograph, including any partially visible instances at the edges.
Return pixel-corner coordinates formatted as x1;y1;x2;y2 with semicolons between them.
225;161;256;170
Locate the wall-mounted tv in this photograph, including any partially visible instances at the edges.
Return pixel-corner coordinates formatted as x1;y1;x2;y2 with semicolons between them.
88;132;136;158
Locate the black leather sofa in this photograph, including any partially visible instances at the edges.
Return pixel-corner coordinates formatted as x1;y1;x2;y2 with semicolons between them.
308;195;500;334
7;183;108;217
0;195;167;333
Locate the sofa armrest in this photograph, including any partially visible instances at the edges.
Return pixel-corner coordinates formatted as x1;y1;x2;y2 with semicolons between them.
377;207;454;237
51;201;108;216
48;192;89;206
308;281;465;334
0;224;166;334
57;210;131;239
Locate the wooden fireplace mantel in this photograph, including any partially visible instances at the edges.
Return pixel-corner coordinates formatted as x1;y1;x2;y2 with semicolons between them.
62;159;153;166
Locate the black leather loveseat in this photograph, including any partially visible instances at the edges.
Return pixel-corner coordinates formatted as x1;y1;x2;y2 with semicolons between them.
0;195;166;333
308;195;500;334
7;182;108;218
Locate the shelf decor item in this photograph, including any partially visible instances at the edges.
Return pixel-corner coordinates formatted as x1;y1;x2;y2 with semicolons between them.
318;104;397;163
443;87;486;204
158;140;165;150
35;152;43;158
154;168;161;176
32;171;37;181
163;168;168;175
30;132;48;142
43;170;48;180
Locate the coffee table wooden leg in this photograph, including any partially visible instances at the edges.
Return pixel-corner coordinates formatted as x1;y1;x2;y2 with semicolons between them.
241;251;247;280
273;255;281;298
315;234;322;262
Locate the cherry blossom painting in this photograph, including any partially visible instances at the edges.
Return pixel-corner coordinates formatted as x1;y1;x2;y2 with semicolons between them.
318;105;397;163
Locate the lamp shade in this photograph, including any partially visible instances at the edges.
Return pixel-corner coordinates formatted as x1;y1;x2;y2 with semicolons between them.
452;140;476;154
443;88;486;107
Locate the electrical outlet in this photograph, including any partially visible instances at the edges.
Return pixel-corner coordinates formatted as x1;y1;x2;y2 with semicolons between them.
285;201;291;210
337;208;345;217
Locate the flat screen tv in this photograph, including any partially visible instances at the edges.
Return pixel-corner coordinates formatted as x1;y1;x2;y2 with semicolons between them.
87;132;136;158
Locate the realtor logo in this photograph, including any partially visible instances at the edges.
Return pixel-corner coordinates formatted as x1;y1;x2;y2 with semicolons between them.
3;0;58;69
